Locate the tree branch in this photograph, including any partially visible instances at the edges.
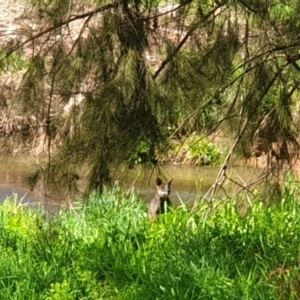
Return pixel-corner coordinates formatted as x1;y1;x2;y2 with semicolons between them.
10;3;117;54
198;64;285;203
142;3;187;20
153;5;223;79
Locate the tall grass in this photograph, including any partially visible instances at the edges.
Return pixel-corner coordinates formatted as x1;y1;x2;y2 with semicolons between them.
1;183;300;299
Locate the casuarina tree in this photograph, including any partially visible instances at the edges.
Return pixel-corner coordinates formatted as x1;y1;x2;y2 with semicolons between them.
1;0;300;196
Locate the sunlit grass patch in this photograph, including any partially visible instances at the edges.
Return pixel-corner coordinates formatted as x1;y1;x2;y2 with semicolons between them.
0;182;300;298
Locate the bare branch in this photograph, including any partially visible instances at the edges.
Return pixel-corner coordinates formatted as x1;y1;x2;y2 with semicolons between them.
153;5;224;79
10;3;117;54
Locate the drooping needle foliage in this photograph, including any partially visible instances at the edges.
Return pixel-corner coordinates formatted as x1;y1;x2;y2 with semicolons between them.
1;0;300;191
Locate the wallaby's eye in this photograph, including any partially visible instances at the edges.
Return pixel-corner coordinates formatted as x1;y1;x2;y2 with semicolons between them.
156;177;162;186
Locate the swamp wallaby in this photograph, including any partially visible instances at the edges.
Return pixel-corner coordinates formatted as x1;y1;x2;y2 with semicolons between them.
148;177;172;218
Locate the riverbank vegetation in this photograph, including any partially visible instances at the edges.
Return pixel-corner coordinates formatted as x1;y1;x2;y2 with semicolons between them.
2;181;300;299
165;136;224;166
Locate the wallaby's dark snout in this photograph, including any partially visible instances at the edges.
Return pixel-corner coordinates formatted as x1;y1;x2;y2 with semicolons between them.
148;177;172;219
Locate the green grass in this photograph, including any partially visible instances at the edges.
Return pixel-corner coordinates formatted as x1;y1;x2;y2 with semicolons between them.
1;183;300;299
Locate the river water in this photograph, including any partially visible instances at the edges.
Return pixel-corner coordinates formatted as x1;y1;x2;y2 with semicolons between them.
120;164;264;206
0;160;264;211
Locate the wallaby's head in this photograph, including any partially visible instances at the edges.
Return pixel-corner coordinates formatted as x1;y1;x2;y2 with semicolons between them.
156;177;172;198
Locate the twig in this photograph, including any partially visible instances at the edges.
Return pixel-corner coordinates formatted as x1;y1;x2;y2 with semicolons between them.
9;3;117;54
153;5;224;79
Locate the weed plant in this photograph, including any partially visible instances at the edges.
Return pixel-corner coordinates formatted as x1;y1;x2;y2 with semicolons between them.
1;183;300;299
169;136;223;166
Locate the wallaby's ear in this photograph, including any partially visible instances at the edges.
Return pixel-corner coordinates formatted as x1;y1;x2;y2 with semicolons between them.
156;177;162;186
167;179;173;185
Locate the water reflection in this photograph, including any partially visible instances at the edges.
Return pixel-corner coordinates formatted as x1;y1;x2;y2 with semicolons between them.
0;161;62;211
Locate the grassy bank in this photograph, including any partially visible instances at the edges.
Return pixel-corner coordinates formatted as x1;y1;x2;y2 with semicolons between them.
1;185;300;299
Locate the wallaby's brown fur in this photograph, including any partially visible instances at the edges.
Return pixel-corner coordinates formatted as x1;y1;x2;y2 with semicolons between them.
148;177;172;219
